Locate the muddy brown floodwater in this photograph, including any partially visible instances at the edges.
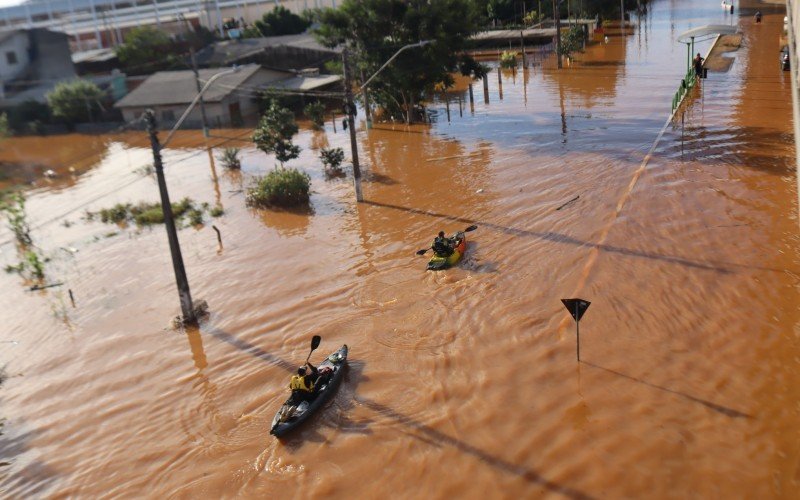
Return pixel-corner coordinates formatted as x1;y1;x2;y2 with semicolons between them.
1;0;798;498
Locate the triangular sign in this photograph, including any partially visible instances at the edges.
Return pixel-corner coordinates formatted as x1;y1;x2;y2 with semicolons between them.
561;298;591;322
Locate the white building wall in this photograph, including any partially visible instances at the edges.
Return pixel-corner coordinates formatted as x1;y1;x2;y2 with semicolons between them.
120;102;232;129
0;32;31;81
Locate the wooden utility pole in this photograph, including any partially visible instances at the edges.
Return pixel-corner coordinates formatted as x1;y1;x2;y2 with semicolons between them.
190;48;209;137
553;0;562;68
144;110;195;324
342;48;363;202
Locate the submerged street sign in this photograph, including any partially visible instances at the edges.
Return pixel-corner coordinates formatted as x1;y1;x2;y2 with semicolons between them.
562;298;591;322
561;298;591;361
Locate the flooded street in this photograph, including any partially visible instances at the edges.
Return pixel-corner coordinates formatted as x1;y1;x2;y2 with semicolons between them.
1;0;798;497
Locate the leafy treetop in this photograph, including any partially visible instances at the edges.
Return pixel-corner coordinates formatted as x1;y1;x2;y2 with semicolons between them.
255;6;311;37
315;0;488;123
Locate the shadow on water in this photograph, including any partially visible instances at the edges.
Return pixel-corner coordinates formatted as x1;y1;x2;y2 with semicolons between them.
355;397;595;500
582;361;752;419
202;325;296;374
362;200;795;275
667;126;796;176
0;421;60;497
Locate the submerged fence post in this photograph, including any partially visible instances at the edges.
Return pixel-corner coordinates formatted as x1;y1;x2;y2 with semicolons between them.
483;75;489;104
469;83;475;112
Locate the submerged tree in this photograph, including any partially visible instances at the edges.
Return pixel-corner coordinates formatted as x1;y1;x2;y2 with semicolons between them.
559;25;587;61
252;101;301;168
316;0;487;124
46;80;105;125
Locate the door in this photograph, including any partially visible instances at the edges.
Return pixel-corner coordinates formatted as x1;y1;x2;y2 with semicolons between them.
228;102;243;127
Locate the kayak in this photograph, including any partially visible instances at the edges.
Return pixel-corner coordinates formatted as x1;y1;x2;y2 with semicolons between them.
427;231;467;270
270;345;348;438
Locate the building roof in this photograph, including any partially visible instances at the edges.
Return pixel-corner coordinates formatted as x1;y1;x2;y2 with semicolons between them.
195;34;340;67
0;30;23;44
114;64;285;108
677;25;739;43
268;74;342;91
72;48;119;64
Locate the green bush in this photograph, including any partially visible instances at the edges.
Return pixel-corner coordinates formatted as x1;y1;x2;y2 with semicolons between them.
7;100;51;134
0;113;9;138
46;80;105;125
94;198;200;226
219;147;241;169
254;6;311;36
247;168;311;207
210;206;224;217
320;147;344;171
304;101;326;129
500;51;517;68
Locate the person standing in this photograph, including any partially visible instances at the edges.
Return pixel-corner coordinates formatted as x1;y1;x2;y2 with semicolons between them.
693;53;704;78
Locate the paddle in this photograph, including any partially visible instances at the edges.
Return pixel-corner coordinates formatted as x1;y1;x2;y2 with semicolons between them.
416;225;478;255
305;335;321;364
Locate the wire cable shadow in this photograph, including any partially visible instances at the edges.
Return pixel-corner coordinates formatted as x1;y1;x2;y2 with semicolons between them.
582;361;752;419
356;396;595;500
202;325;295;373
363;200;791;275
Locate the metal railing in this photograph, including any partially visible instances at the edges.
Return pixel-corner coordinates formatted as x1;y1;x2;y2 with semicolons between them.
671;68;696;112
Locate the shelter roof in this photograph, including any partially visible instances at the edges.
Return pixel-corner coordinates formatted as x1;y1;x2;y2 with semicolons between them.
677;25;738;43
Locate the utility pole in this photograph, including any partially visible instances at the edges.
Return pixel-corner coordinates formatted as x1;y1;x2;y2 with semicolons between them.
342;48;363;202
620;0;625;29
360;68;372;129
553;0;562;68
144;110;196;324
190;48;210;137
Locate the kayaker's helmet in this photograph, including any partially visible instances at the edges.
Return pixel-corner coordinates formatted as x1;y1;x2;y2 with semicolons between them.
298;366;306;376
438;231;445;237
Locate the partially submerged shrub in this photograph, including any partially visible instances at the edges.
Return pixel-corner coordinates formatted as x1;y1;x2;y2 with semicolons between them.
92;198;211;227
320;147;344;172
247;168;311;207
500;51;517;68
0;193;33;246
304;101;326;129
219;147;241;169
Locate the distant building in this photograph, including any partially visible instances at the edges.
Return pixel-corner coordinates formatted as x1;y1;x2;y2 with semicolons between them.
0;28;77;105
113;63;341;128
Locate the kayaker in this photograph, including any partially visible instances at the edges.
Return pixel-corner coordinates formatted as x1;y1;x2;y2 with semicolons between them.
289;362;318;403
432;231;454;257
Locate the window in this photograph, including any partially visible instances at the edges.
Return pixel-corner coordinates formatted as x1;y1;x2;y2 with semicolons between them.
6;51;17;65
161;109;175;122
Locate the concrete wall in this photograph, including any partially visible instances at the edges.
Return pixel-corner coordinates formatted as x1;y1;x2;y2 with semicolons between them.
0;32;31;82
788;0;800;216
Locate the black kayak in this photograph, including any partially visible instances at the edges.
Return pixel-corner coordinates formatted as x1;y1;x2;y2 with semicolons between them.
270;345;348;437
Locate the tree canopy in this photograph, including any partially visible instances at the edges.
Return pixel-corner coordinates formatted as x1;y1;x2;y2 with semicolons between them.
115;27;176;74
315;0;487;123
46;80;105;125
254;6;311;37
252;101;301;167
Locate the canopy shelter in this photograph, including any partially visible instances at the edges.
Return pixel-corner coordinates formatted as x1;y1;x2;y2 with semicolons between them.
677;25;740;71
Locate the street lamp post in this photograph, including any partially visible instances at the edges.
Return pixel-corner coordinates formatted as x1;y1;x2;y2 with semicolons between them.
145;66;239;324
342;41;432;203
